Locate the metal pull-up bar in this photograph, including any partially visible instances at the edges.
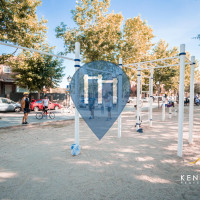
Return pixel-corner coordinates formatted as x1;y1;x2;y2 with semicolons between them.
0;41;74;61
0;40;81;153
0;41;196;158
121;44;196;158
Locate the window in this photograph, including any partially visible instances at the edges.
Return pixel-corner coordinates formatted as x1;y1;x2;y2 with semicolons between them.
36;100;42;103
1;98;9;103
3;65;11;73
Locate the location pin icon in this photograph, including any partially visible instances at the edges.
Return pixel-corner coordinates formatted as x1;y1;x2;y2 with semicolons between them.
70;61;130;140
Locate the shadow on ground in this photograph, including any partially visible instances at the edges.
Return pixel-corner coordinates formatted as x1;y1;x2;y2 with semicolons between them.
0;107;200;200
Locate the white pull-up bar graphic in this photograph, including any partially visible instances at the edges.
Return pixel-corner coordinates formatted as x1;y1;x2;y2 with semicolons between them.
83;74;118;104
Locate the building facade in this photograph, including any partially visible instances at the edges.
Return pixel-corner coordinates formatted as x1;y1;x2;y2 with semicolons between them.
0;64;16;98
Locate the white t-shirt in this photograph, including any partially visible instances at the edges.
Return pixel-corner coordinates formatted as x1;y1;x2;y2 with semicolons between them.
43;99;49;107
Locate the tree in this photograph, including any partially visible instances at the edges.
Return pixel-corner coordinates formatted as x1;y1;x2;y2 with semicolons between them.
1;0;65;92
56;0;154;65
0;0;47;48
153;40;178;93
8;52;64;92
121;16;154;78
56;0;200;99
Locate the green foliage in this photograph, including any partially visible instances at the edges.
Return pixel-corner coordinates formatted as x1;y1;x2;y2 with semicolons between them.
71;0;110;28
0;0;47;48
152;40;178;92
121;16;154;78
56;1;123;63
8;53;64;92
122;16;154;63
56;0;199;95
56;0;154;64
0;0;65;91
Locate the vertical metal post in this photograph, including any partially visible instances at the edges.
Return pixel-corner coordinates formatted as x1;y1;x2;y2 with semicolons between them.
75;42;80;145
162;95;166;121
178;44;186;157
136;64;141;130
149;68;154;127
149;77;151;100
118;58;122;138
189;56;195;144
148;77;150;121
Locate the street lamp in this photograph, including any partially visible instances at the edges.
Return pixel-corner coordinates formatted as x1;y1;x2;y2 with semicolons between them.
67;75;72;83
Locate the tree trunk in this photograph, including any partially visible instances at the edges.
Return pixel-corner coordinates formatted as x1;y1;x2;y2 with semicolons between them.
37;92;41;99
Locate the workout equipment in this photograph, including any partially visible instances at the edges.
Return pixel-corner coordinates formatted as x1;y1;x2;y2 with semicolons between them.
162;95;166;121
0;41;196;158
71;143;80;156
123;44;195;157
139;74;151;126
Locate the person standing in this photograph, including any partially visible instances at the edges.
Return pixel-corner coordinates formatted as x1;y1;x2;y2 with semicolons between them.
42;95;49;116
21;92;30;124
106;92;112;120
89;95;95;119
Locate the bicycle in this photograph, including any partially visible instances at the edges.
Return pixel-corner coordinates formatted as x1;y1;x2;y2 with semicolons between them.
36;108;55;119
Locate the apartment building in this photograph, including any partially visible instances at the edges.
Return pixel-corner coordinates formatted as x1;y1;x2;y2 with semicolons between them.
0;64;16;97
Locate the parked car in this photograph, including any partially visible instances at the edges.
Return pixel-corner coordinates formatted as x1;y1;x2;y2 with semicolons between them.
0;97;21;112
30;99;61;112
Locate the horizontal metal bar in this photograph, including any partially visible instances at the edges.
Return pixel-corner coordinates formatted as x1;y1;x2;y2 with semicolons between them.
185;56;193;64
125;56;179;66
0;41;74;61
123;63;138;67
141;75;150;78
151;63;180;69
123;59;191;71
122;65;137;70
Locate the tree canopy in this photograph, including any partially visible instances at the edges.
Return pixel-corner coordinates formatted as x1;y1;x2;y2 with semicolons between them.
9;52;64;92
56;0;154;64
0;0;65;91
0;0;47;48
56;0;199;95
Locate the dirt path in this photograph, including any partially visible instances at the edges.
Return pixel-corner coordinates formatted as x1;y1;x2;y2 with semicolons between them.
0;107;200;200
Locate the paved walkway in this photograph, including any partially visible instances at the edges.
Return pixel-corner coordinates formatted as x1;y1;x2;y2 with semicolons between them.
0;103;158;128
0;111;75;128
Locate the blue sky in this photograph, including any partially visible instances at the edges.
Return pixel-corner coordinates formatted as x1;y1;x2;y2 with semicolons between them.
1;0;200;87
